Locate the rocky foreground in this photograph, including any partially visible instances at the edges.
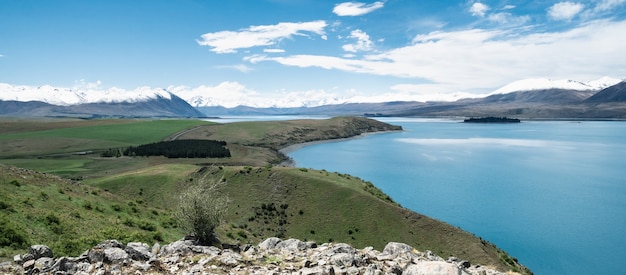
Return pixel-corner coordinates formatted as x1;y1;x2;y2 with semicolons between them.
1;237;519;275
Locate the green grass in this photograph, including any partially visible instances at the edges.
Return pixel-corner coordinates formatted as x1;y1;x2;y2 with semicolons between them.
0;159;92;174
0;164;183;261
0;119;212;157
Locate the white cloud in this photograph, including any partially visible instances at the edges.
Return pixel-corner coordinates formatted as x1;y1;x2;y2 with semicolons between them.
246;19;626;95
502;5;516;10
333;1;385;16
548;2;585;21
197;20;327;53
263;48;285;53
342;29;374;52
488;12;531;25
469;2;490;17
594;0;626;12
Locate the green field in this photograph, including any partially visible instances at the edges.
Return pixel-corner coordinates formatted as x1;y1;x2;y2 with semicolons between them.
0;117;530;274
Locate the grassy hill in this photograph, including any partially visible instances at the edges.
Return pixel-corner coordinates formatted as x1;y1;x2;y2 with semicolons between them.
0;164;178;260
0;117;529;273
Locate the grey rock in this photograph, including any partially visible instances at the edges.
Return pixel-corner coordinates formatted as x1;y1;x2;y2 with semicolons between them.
331;253;355;267
258;237;282;250
87;249;104;263
332;243;356;254
34;257;54;270
383;242;415;257
151;242;161;255
22;253;35;262
218;251;242;266
403;262;461;275
6;237;510;275
103;247;128;263
29;245;53;259
22;259;35;270
276;238;307;252
13;254;22;264
159;239;195;255
300;266;325;275
125;242;152;261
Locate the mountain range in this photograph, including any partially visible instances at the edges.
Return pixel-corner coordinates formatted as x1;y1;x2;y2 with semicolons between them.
1;77;625;119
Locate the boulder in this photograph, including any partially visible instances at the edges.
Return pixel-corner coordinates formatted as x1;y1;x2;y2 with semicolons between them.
29;245;53;259
259;237;282;250
403;262;461;275
103;247;129;263
383;242;415;257
125;242;152;261
276;238;307;252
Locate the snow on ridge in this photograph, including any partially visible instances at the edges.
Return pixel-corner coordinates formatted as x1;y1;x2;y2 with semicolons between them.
585;76;622;89
0;83;172;106
491;77;623;95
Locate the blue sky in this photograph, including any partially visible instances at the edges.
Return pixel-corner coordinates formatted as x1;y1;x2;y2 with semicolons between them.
1;0;625;107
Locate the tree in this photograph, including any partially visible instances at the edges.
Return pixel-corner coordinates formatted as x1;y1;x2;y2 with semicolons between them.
175;173;229;245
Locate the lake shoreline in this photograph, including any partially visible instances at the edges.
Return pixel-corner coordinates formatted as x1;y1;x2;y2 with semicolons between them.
278;130;402;167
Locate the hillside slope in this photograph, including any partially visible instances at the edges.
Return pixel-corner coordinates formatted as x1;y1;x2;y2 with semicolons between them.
86;164;530;274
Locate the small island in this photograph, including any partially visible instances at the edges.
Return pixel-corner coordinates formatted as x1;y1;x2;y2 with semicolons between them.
463;116;521;123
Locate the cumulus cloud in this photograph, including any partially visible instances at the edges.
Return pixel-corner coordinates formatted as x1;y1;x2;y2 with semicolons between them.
197;21;327;53
246;19;626;94
548;2;585;20
333;1;385;16
342;29;374;52
469;2;490;17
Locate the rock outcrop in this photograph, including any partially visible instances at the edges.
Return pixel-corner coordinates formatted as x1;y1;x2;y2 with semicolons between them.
2;237;516;275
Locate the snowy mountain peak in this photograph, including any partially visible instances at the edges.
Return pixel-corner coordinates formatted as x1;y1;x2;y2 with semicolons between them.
0;83;172;106
491;77;622;95
584;77;622;90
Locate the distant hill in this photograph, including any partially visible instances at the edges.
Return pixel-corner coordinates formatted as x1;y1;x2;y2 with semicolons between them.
0;92;205;118
481;89;596;104
585;81;626;102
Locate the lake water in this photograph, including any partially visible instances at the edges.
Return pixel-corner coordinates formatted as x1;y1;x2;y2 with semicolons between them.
287;118;626;275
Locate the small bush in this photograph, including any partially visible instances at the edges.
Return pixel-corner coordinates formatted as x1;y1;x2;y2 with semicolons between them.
45;214;60;225
111;204;123;212
175;174;229;245
82;201;93;210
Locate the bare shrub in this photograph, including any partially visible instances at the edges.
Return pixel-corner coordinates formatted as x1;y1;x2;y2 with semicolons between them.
175;173;229;245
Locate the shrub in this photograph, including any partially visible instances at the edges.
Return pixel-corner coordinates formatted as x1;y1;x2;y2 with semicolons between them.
175;174;229;245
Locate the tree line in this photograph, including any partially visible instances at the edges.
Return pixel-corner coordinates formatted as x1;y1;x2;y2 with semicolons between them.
102;140;231;158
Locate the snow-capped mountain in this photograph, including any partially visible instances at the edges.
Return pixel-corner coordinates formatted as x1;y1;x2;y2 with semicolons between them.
0;83;203;118
0;83;172;106
491;77;622;95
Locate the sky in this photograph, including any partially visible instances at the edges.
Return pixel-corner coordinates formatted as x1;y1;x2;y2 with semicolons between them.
1;0;625;107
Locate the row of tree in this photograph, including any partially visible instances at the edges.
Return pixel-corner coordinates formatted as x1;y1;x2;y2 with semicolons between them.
123;139;231;158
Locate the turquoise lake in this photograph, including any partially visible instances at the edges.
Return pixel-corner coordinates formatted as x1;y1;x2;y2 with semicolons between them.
286;118;626;275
